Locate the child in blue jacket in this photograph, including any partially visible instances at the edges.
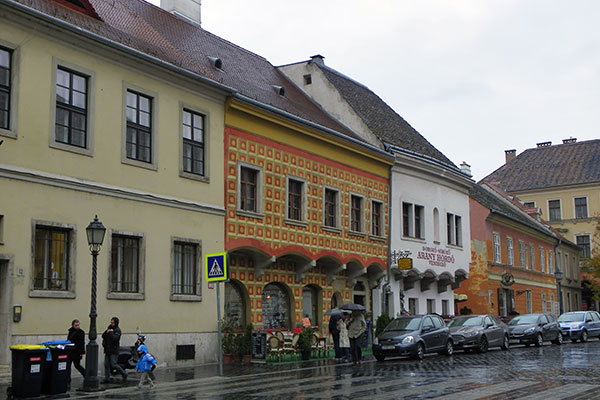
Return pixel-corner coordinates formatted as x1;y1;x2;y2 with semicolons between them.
135;344;157;389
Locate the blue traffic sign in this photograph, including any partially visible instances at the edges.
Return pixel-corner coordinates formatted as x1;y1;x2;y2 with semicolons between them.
205;252;227;282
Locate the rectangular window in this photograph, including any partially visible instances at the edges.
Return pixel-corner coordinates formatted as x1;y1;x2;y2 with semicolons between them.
126;90;152;163
526;291;532;314
173;242;197;295
402;202;424;239
426;299;435;314
575;197;588;219
350;195;362;232
287;178;304;221
523;201;535;208
542;292;547;313
240;166;258;212
182;109;205;176
408;298;417;315
0;47;11;130
324;188;338;228
110;235;139;293
371;200;382;237
442;300;449;317
34;227;70;290
415;205;424;239
493;234;501;264
55;67;87;148
402;202;411;237
540;247;545;273
507;238;514;266
577;235;591;259
530;245;535;270
447;213;462;246
548;250;554;275
519;241;525;268
549;199;561;221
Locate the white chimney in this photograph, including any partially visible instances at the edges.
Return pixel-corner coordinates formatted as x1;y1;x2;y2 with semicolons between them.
460;162;472;177
161;0;201;26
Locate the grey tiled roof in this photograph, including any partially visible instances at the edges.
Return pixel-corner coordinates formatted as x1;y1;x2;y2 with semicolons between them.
316;64;457;168
469;183;557;239
482;139;600;191
12;0;356;139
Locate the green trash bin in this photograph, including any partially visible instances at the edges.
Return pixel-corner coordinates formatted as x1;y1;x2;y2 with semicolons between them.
8;345;48;399
41;340;73;395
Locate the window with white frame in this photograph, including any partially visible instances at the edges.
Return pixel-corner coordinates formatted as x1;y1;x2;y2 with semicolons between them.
402;202;424;239
350;194;363;233
523;201;535;209
576;235;591;258
323;188;339;228
171;239;201;300
182;109;205;176
542;292;547;313
125;90;152;163
55;67;88;148
530;245;535;271
447;213;462;246
493;233;501;264
371;200;383;237
287;177;305;222
540;247;545;273
519;241;525;268
526;290;532;313
110;234;141;293
427;299;436;314
507;238;514;266
238;165;261;214
574;197;588;219
548;199;561;221
564;254;570;278
0;46;12;131
548;250;554;275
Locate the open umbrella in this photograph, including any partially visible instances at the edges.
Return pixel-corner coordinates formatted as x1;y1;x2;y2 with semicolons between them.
340;303;366;311
324;308;343;316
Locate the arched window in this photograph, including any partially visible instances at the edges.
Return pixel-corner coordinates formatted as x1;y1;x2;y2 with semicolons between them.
302;286;318;326
224;280;246;329
433;208;440;243
331;292;343;309
262;283;290;329
353;281;366;306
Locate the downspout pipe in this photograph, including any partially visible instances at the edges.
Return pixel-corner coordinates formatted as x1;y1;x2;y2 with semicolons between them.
381;164;394;317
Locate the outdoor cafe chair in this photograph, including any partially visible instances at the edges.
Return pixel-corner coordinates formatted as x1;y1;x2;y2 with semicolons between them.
282;333;299;360
267;335;283;362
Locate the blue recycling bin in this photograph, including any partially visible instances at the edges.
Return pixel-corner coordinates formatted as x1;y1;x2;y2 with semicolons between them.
9;345;49;398
40;340;73;395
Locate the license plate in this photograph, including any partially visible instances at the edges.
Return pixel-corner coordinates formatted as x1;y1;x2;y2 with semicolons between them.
381;345;395;350
509;339;519;344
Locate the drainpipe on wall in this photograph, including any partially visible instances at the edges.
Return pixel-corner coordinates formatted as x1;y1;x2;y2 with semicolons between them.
553;237;562;314
381;164;394;317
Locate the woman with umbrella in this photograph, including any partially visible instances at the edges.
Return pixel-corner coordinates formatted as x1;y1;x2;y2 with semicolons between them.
344;305;366;365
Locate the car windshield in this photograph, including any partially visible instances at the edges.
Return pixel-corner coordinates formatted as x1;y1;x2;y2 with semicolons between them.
558;313;585;322
385;317;422;332
448;316;483;328
509;315;539;325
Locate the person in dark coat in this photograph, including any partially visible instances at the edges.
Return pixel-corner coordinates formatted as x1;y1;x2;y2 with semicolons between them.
67;319;86;377
101;316;127;383
329;313;342;360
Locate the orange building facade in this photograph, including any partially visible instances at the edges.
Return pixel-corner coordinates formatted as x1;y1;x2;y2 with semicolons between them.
223;101;393;333
457;185;559;318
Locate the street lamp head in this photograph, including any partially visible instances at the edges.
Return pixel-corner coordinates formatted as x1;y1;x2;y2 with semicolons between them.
554;269;563;281
86;215;106;251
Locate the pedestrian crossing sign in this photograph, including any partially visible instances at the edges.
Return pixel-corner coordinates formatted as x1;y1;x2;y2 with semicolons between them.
205;252;228;282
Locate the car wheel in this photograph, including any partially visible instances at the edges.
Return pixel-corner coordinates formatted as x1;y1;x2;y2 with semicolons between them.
413;343;425;360
553;333;563;345
535;333;543;347
375;354;385;362
478;336;488;353
501;335;510;350
581;330;588;342
445;340;454;356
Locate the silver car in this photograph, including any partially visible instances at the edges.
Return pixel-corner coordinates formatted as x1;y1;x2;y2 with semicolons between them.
448;315;510;353
558;311;600;342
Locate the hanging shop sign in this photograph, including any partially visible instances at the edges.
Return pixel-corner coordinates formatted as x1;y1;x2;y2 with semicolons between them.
397;258;413;271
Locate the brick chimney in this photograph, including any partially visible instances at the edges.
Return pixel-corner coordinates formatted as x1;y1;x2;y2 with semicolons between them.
161;0;201;25
505;149;516;163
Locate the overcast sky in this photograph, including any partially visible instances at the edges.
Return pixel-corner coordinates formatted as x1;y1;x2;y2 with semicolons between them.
149;0;599;181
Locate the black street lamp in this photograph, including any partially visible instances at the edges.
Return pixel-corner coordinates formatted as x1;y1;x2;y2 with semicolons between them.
555;269;564;315
82;215;106;392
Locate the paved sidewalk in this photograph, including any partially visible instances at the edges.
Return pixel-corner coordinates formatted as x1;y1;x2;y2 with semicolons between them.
0;356;351;398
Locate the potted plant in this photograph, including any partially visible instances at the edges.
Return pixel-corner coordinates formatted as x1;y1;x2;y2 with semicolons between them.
240;323;253;365
233;332;244;363
221;315;236;364
298;327;314;360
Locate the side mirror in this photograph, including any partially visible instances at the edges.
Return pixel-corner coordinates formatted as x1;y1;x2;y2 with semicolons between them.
586;319;593;323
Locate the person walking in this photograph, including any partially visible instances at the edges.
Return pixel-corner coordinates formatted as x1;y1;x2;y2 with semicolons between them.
135;344;157;390
347;310;366;365
101;316;128;383
328;313;342;360
67;319;86;378
337;311;351;363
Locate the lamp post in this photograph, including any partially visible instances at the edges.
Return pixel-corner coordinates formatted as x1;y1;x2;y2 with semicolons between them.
555;269;564;315
82;215;106;392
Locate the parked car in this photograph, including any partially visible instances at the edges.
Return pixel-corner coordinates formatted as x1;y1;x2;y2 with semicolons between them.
373;314;453;361
507;313;563;346
558;311;600;342
448;315;509;353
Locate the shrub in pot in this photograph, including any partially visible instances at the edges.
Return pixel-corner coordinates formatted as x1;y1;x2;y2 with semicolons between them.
298;327;314;360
